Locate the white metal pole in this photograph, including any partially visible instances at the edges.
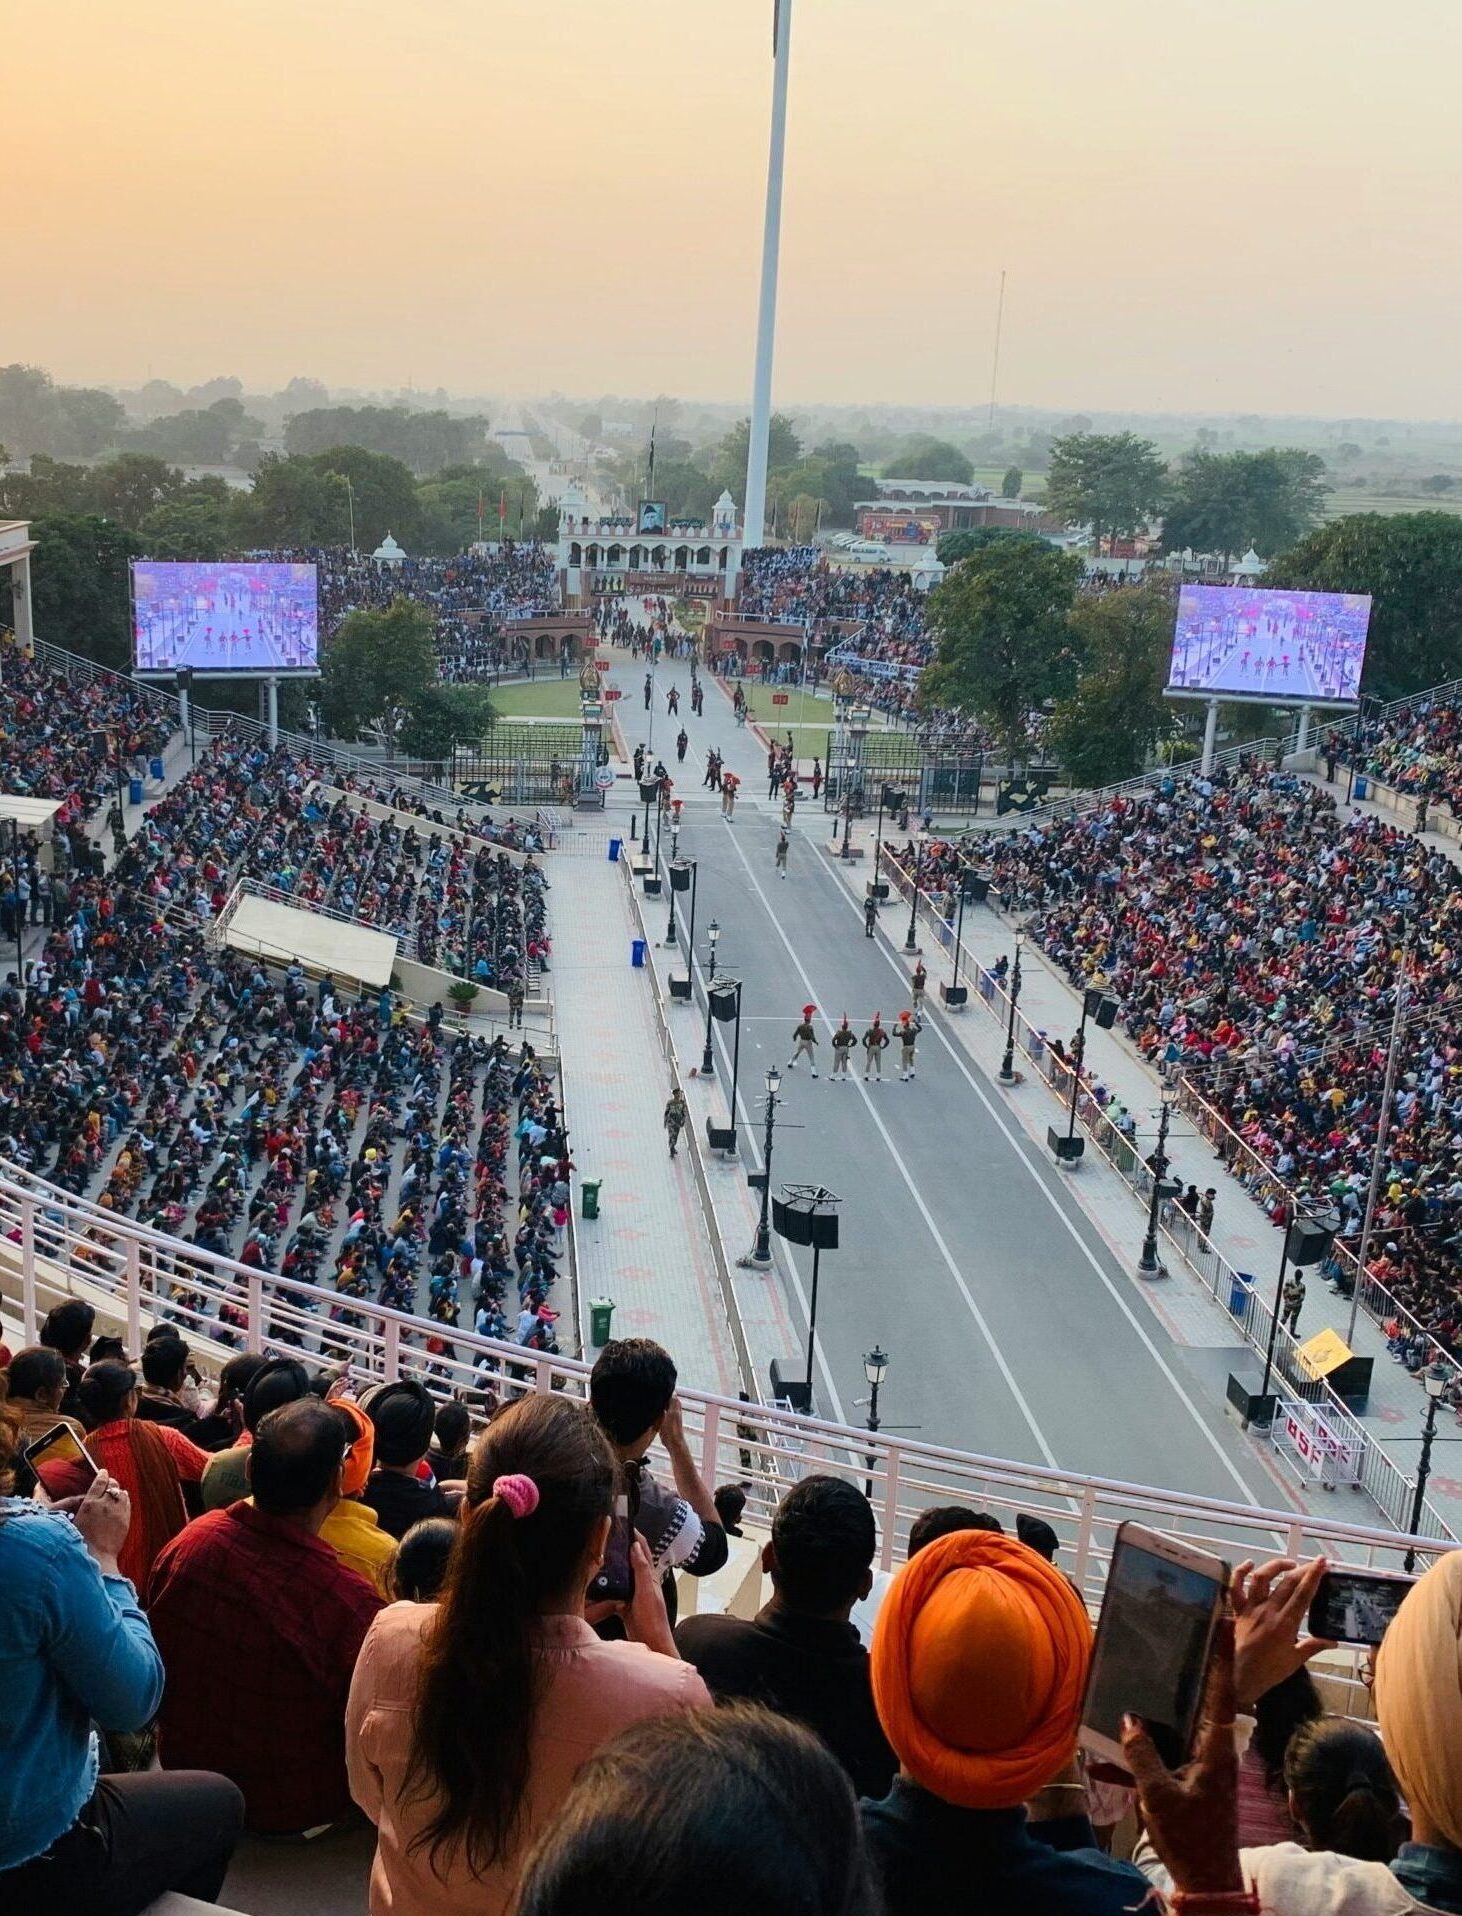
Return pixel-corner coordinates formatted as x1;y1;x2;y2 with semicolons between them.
1201;698;1219;775
266;675;279;747
743;0;794;549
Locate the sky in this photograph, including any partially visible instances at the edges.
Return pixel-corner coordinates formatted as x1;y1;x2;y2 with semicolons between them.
11;0;1462;417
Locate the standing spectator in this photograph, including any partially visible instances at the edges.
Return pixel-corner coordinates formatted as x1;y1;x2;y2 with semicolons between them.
346;1391;708;1915
77;1361;207;1594
147;1398;384;1832
360;1380;456;1541
676;1476;896;1799
0;1394;243;1914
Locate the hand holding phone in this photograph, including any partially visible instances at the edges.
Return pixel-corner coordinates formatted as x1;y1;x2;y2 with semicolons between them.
587;1494;635;1605
1306;1566;1414;1648
1231;1556;1334;1706
23;1423;99;1502
72;1472;133;1573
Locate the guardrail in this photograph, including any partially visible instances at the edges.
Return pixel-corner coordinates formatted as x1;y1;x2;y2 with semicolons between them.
878;848;1455;1547
0;1159;1449;1604
1009;735;1290;832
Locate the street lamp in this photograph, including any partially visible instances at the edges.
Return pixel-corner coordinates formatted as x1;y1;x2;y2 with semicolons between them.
998;928;1025;1083
638;776;658;860
749;1066;782;1267
665;827;683;945
903;845;923;953
1405;1363;1449;1572
863;1344;888;1497
1138;1081;1178;1274
700;920;722;1076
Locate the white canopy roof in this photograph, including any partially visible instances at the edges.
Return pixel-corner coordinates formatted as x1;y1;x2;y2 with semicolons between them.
0;795;64;829
372;531;407;564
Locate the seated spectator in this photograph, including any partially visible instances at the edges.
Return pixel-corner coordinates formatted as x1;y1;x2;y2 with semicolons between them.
392;1515;458;1602
200;1356;310;1511
134;1331;210;1442
590;1338;728;1619
429;1397;472;1481
514;1704;879;1916
907;1503;1004;1556
39;1299;95;1414
1283;1718;1403;1860
676;1476;895;1798
147;1397;384;1833
187;1350;269;1453
346;1391;708;1915
1237;1667;1320;1848
1015;1511;1061;1562
861;1528;1148;1916
0;1388;243;1915
318;1398;397;1600
2;1345;86;1445
360;1379;456;1540
77;1360;207;1593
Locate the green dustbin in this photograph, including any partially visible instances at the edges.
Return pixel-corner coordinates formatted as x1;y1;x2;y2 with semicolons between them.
589;1297;616;1347
581;1177;603;1221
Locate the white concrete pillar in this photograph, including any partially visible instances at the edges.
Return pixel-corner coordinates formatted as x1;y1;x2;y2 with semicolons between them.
742;0;794;549
266;675;279;746
1296;704;1312;756
1200;698;1219;775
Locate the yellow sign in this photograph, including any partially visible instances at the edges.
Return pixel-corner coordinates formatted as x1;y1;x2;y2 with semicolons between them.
1295;1327;1353;1382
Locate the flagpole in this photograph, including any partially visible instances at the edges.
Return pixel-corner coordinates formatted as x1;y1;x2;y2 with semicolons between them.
743;0;794;548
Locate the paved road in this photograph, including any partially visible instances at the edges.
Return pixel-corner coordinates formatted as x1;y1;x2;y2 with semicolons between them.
602;639;1298;1517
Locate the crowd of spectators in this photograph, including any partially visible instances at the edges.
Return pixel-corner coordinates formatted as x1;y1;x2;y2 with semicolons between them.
1342;693;1462;818
0;649;176;829
4;1320;1457;1916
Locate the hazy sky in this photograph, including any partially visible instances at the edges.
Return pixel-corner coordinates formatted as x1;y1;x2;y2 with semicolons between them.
12;0;1462;416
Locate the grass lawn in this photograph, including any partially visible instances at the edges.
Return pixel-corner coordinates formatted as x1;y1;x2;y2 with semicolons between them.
731;684;899;733
1322;486;1462;520
487;677;590;720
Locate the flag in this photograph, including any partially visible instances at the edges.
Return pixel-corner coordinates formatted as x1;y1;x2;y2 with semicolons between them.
646;421;656;497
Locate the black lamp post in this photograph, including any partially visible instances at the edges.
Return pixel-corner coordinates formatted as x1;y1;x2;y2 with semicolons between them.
700;919;721;1076
638;776;658;859
1406;1364;1449;1572
840;785;854;859
872;783;886;889
1137;1081;1178;1274
665;827;684;945
903;846;922;954
998;928;1025;1083
863;1344;888;1497
751;1067;782;1268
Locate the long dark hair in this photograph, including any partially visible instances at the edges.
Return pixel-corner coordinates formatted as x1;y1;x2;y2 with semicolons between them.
404;1392;615;1878
1284;1719;1403;1862
1251;1667;1321;1788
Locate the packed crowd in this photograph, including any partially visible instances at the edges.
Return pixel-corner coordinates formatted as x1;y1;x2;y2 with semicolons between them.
0;648;176;828
1342;693;1462;818
957;758;1462;1352
4;1324;1458;1916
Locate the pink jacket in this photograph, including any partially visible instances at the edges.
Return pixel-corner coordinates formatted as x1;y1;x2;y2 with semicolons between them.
346;1602;709;1916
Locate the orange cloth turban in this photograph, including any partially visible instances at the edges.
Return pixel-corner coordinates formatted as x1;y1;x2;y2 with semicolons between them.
870;1529;1092;1809
336;1398;375;1498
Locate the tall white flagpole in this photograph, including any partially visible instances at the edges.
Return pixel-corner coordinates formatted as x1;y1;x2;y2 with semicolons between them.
743;0;794;549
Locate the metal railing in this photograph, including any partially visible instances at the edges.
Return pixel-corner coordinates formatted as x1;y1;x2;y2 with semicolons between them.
0;1159;1449;1602
1009;734;1290;832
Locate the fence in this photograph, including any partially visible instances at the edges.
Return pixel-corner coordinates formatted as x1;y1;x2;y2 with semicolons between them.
877;848;1455;1547
1009;733;1290;833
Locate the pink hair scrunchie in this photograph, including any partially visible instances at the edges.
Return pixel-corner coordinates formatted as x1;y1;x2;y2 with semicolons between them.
493;1473;540;1518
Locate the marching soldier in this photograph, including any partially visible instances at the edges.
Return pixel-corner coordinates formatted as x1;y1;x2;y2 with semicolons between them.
787;1005;819;1076
663;1087;688;1158
897;1010;920;1081
775;829;790;878
910;960;928;1014
830;1017;856;1080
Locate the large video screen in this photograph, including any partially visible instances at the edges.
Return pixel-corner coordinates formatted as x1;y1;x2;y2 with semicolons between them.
132;562;320;676
1167;585;1370;707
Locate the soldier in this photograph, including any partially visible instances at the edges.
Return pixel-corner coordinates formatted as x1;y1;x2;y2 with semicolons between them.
830;1016;856;1080
864;892;878;938
787;1005;819;1076
910;960;928;1014
506;976;525;1030
667;685;680;716
643;672;653;710
775;829;789;879
863;1014;889;1082
897;1009;920;1081
1282;1271;1306;1336
663;1087;688;1158
634;743;646;783
676;728;689;764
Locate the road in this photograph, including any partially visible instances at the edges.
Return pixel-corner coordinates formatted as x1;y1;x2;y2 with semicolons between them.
604;633;1299;1517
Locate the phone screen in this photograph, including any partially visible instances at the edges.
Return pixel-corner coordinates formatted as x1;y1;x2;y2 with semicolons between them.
1309;1571;1413;1647
1084;1536;1225;1768
587;1497;635;1605
24;1425;99;1501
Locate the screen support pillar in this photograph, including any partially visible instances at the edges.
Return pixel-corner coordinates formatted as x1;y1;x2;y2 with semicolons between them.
266;676;279;747
1200;698;1219;775
1296;703;1311;757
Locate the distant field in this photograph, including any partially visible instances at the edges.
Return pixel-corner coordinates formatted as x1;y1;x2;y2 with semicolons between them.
1322;486;1462;520
968;465;1046;503
487;677;586;720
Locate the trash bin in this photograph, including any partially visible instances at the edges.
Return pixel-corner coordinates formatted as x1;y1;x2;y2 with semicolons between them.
589;1296;615;1347
581;1177;603;1221
1229;1272;1253;1319
149;755;164;781
608;836;622;862
128;776;143;806
1353;775;1368;801
631;937;647;968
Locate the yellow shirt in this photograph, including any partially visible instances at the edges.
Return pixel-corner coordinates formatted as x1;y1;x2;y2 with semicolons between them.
320;1497;397;1600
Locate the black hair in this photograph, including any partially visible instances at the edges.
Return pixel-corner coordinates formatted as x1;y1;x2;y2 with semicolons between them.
77;1360;137;1427
589;1337;677;1448
145;1322;184;1346
713;1484;747;1532
514;1704;878;1916
908;1505;1004;1558
770;1477;875;1615
394;1516;460;1601
1284;1719;1402;1862
140;1338;188;1389
90;1336;128;1364
216;1352;269;1406
432;1400;471;1456
5;1346;68;1401
1252;1667;1322;1789
249;1398;346;1515
40;1299;95;1360
365;1380;436;1467
242;1357;312;1434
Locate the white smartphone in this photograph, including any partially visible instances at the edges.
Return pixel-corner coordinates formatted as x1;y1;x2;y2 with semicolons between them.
1080;1521;1230;1771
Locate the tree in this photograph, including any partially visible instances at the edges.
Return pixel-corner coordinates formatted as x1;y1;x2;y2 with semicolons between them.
1263;512;1462;699
27;514;140;669
1044;431;1167;549
0;365;125;459
0;455;98;518
284;405;489;474
396;684;497;761
1001;466;1022;498
920;540;1082;760
1046;584;1177;786
883;437;974;485
90;454;187;529
1162;447;1328;562
303;446;420;550
137;493;237;560
242;453;349;547
715;413;801;493
320;600;438;740
578;410;604;442
935;526;1046;567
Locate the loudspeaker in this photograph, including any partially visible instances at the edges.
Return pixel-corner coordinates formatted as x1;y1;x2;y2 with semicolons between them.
868;881;890;900
1226;1371;1276;1427
772;1196;839;1249
642;875;662;896
1285;1213;1338;1267
668;975;692;1001
769;1358;812;1416
940;982;968;1008
1048;1127;1085;1164
1083;989;1118;1029
669;861;692;892
961;873;990;903
710;985;740;1023
705;1118;737;1153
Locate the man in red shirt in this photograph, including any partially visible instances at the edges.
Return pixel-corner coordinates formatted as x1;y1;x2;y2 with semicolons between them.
147;1397;384;1832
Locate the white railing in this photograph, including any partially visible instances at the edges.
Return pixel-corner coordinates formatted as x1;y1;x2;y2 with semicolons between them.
0;1159;1449;1605
1008;734;1289;832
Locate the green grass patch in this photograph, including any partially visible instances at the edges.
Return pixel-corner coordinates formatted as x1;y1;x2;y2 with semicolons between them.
486;677;591;720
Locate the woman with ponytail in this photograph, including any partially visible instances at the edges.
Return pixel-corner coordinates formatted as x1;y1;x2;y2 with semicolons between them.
1284;1720;1404;1863
346;1392;708;1916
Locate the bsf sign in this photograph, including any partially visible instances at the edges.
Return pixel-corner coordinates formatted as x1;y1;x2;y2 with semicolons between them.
603;687;623;701
595;766;615;789
772;692;789;706
1272;1399;1363;1490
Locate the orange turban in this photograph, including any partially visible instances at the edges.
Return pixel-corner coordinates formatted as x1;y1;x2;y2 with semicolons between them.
336;1398;375;1498
870;1529;1092;1809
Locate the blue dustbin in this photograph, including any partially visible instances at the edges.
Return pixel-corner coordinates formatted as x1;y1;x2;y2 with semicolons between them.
631;937;647;968
1353;775;1368;801
608;836;622;862
1229;1272;1254;1318
128;776;143;805
149;755;164;781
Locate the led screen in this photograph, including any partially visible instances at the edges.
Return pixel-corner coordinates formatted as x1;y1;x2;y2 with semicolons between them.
1167;584;1371;706
133;562;319;675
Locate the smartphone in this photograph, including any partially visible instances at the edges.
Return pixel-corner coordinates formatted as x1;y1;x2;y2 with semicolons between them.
1080;1522;1230;1771
587;1495;636;1605
23;1423;100;1502
1307;1567;1414;1647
